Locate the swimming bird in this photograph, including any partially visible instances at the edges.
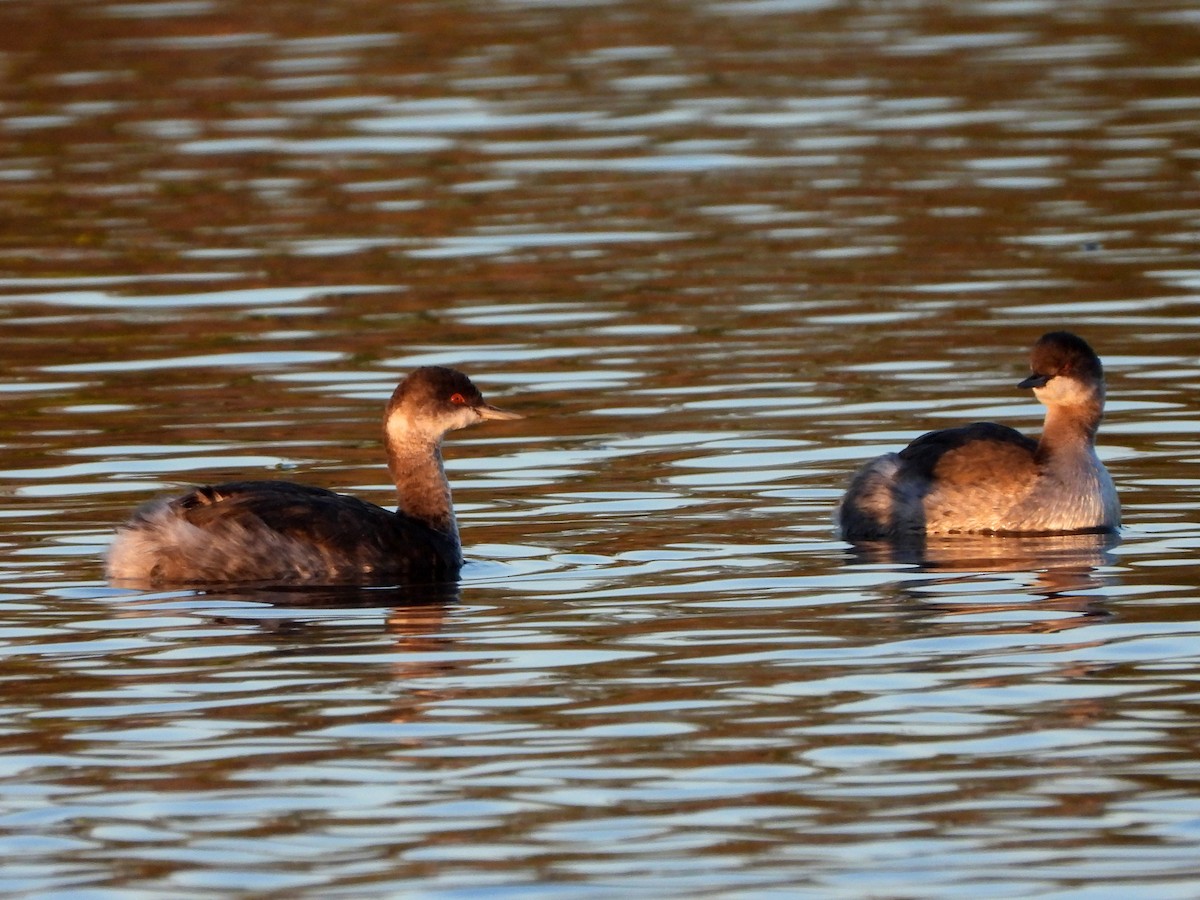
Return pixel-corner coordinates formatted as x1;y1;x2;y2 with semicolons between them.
106;366;522;585
836;331;1119;539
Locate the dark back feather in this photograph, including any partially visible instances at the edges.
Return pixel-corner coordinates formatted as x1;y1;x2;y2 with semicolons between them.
898;422;1038;482
170;481;461;579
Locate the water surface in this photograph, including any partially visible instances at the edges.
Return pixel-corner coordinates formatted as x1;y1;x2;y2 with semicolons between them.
2;0;1200;895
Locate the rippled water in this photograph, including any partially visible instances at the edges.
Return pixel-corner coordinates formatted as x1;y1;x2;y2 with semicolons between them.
3;0;1200;895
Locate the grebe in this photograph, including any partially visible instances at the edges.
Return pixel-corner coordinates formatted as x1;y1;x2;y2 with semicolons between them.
106;366;521;585
836;331;1119;539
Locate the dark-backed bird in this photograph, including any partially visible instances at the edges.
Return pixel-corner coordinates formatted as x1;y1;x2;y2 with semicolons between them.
836;332;1119;539
106;366;522;585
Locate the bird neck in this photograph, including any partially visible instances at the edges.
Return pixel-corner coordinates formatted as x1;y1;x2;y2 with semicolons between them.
384;425;458;539
1037;398;1103;463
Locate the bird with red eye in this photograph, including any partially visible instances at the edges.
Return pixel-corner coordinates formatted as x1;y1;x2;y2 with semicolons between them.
106;366;523;586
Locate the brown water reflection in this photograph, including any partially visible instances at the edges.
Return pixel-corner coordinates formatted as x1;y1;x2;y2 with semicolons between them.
848;530;1121;569
2;0;1200;895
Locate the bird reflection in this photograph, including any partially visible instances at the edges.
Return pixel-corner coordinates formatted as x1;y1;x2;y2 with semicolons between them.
204;579;460;635
844;531;1121;634
846;530;1119;571
213;580;461;608
202;580;465;689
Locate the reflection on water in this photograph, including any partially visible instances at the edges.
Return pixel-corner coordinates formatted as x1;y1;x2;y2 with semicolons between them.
848;530;1122;570
2;0;1200;895
120;579;464;610
847;532;1121;637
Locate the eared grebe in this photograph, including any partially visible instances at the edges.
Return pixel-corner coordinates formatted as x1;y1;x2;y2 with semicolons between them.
106;366;522;586
836;331;1119;539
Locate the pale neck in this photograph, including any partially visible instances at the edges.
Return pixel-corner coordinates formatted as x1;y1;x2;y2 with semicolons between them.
384;425;458;538
1038;400;1103;461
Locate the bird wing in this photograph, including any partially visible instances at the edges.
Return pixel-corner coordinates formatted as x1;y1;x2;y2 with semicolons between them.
171;481;456;576
898;422;1039;487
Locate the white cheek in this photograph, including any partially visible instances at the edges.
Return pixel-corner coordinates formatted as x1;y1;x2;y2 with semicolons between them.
386;409;437;445
450;407;480;430
385;411;410;445
1034;376;1097;406
385;406;480;444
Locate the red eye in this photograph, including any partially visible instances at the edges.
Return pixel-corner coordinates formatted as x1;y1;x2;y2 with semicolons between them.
449;393;467;405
